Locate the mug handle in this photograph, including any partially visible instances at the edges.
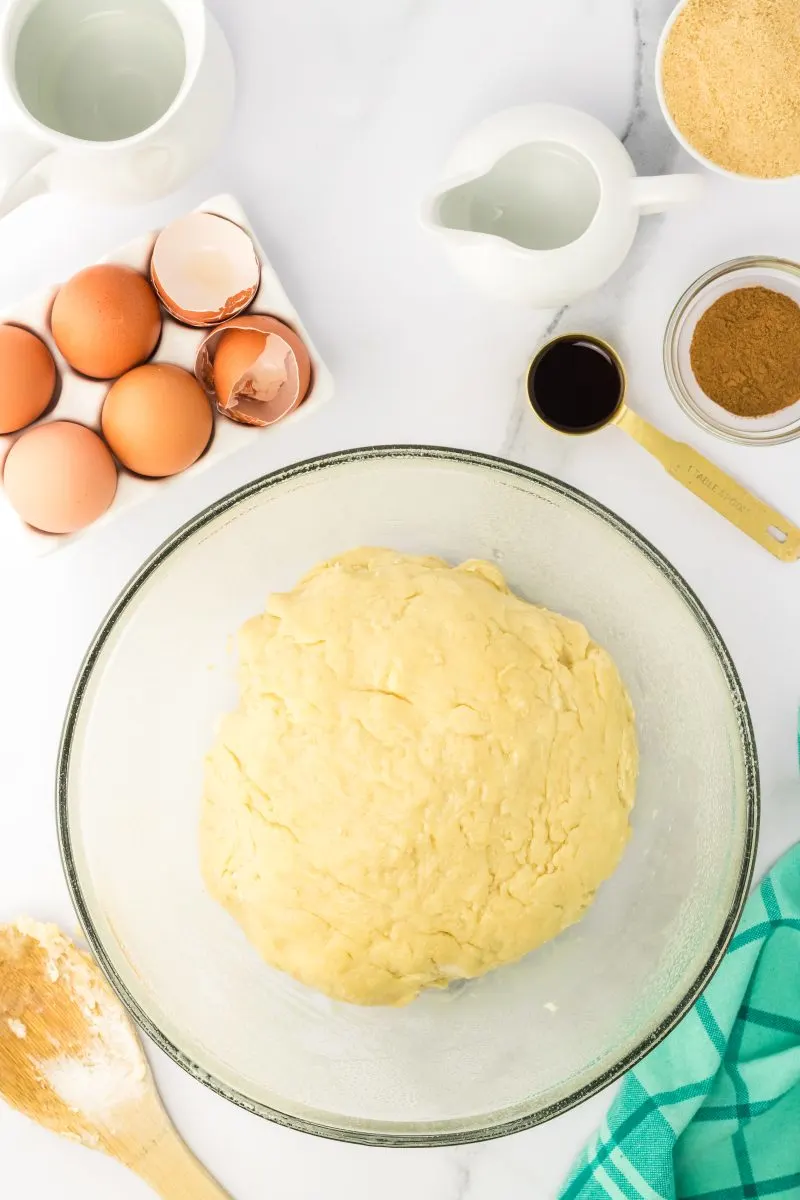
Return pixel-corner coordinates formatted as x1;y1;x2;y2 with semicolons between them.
630;173;704;216
0;129;52;218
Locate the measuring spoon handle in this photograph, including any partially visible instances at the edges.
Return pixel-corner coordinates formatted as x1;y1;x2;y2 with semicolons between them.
616;407;800;563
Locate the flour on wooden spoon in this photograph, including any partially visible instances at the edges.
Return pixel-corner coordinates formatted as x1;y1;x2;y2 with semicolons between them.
0;919;147;1145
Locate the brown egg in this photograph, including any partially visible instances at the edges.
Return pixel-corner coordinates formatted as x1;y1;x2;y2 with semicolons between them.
3;421;117;534
102;363;213;478
0;325;57;434
51;265;162;379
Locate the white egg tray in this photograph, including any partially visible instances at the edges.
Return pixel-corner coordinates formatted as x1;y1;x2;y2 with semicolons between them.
0;194;334;557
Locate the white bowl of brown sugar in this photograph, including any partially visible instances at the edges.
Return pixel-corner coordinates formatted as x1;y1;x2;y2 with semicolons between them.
664;257;800;447
656;0;800;181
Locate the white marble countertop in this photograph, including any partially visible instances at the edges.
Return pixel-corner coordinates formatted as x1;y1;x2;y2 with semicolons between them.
1;1;799;1197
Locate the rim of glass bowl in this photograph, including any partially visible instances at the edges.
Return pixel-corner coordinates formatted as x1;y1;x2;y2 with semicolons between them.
664;256;800;447
56;445;760;1148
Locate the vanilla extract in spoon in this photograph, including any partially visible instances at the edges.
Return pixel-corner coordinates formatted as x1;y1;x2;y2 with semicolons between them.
525;332;800;561
527;336;622;432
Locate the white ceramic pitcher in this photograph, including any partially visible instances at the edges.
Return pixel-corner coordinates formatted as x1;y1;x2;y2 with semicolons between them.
0;0;234;213
423;105;703;308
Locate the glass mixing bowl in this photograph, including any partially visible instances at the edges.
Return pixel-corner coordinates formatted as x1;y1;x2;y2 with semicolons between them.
57;447;758;1146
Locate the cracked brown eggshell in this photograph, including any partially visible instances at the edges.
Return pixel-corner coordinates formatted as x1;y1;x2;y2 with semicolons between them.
195;315;312;427
150;212;261;327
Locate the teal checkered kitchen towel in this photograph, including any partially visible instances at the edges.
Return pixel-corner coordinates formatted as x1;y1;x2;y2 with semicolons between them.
560;842;800;1200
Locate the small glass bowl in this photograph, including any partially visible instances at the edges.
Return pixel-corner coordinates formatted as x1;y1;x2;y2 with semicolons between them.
664;256;800;447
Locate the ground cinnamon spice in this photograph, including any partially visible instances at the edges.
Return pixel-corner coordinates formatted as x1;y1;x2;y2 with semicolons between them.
689;286;800;418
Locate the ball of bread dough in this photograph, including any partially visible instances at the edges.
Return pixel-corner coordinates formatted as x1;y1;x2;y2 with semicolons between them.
201;548;638;1006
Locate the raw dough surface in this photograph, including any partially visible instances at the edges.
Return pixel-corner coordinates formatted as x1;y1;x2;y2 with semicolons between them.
201;548;638;1006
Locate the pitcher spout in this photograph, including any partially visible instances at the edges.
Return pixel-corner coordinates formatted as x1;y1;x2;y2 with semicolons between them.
421;168;492;241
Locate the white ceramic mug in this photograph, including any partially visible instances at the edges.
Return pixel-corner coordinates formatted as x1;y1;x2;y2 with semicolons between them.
0;0;235;213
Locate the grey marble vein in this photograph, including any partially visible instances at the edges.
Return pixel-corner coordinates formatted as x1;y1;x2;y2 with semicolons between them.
449;1160;472;1200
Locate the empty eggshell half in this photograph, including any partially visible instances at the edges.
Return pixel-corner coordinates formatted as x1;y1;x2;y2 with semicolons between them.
151;212;261;327
195;315;312;427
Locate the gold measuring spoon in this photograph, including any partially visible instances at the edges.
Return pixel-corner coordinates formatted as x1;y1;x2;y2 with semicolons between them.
0;920;231;1199
527;334;800;563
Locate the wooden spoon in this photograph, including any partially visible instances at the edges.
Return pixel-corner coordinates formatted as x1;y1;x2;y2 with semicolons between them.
0;919;231;1198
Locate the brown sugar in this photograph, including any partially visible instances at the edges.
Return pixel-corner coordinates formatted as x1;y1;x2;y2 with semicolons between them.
661;0;800;178
690;286;800;417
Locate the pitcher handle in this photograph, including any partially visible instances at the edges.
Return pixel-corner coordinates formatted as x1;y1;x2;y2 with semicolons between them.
0;129;52;219
630;173;704;216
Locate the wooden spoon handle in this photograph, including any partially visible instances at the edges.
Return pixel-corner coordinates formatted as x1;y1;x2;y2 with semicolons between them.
131;1126;232;1199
